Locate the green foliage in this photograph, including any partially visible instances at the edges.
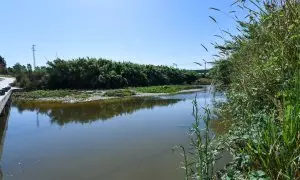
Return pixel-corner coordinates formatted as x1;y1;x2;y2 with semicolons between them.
219;98;300;179
14;90;91;99
210;60;232;86
209;0;300;179
178;99;219;180
249;170;270;180
8;64;48;90
135;85;202;93
0;56;7;74
220;0;300;114
103;89;136;97
191;69;210;74
8;58;199;90
194;78;212;85
45;58;198;89
242;104;300;179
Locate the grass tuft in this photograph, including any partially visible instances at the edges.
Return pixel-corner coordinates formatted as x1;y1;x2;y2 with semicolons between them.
103;89;136;97
134;85;203;94
13;90;91;99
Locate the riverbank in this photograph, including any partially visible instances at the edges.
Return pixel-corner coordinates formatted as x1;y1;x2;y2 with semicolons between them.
12;85;205;103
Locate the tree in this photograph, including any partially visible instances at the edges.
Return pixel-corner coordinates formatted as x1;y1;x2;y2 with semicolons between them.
0;56;7;74
27;64;33;78
9;58;200;90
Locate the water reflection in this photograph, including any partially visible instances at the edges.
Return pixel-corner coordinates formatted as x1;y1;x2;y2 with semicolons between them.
0;99;12;180
3;91;221;180
12;98;181;126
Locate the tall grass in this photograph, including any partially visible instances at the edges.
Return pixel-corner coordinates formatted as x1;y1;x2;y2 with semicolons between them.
183;0;300;179
242;103;300;179
233;72;300;179
179;99;219;180
212;0;300;179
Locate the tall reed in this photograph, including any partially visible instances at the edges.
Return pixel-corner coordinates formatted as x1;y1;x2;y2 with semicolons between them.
179;98;219;180
200;0;300;179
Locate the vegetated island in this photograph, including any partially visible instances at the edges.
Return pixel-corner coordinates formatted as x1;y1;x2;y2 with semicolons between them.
7;57;210;103
12;85;206;103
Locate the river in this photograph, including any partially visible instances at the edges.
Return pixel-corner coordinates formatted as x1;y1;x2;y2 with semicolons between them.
0;89;223;180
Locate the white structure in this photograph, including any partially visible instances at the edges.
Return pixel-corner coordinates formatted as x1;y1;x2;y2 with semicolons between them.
0;77;16;114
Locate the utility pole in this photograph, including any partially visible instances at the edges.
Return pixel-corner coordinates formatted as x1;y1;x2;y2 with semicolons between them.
32;45;36;69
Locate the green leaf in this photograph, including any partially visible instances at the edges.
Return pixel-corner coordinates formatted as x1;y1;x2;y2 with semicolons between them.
209;16;217;23
201;44;208;52
209;7;220;12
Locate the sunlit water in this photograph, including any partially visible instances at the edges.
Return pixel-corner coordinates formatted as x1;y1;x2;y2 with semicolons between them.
0;89;223;180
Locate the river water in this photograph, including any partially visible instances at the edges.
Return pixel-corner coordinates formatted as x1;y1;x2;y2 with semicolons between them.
0;89;223;180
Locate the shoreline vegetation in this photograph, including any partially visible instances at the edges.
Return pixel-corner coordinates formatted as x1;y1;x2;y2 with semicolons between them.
6;57;211;104
5;58;206;91
12;85;206;103
182;1;300;179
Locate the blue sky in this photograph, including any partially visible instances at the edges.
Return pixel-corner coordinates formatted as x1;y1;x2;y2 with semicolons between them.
1;0;244;69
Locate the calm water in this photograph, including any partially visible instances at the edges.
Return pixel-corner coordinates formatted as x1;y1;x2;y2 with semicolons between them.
0;90;222;180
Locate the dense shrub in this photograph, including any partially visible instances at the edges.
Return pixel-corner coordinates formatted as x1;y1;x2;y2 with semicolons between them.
216;0;300;115
8;58;199;90
208;0;300;179
209;59;232;86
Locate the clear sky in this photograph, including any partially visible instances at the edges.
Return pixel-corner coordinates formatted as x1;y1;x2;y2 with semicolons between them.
1;0;243;69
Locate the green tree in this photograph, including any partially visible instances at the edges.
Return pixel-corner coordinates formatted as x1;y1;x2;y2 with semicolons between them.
0;56;7;74
9;58;200;90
